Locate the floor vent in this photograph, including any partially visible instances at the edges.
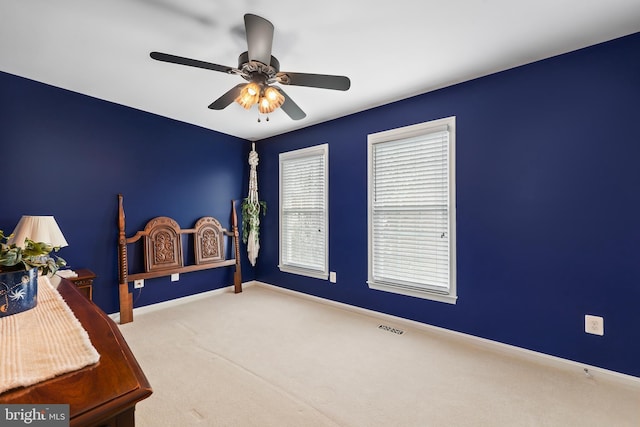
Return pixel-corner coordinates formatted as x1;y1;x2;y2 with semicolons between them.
378;324;404;335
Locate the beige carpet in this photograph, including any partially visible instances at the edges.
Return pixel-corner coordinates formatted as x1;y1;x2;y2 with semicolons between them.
119;284;640;427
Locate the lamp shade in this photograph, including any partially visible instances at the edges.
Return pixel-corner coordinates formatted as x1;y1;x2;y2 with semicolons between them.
8;216;68;248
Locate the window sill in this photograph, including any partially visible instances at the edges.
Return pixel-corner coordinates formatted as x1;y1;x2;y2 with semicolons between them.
368;281;457;304
279;265;329;281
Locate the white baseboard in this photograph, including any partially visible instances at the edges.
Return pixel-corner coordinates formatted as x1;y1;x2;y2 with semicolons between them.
108;282;255;323
110;279;639;389
251;280;640;389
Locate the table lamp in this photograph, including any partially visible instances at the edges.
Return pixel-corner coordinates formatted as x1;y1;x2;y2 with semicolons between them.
8;215;69;248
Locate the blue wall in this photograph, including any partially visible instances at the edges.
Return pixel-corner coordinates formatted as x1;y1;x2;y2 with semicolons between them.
2;32;639;378
255;32;640;377
0;73;252;314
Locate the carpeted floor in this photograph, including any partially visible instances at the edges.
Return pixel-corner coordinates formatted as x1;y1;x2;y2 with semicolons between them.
118;284;640;426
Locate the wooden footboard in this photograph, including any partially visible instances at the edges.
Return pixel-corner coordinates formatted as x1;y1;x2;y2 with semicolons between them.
117;194;242;324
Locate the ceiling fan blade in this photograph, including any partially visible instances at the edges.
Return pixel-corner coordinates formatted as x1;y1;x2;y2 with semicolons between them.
208;84;245;110
244;14;274;65
277;72;351;91
150;52;233;73
276;87;306;120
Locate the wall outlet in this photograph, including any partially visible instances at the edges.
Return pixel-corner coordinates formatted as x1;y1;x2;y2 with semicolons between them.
329;271;337;283
171;273;179;282
134;279;144;289
585;315;604;336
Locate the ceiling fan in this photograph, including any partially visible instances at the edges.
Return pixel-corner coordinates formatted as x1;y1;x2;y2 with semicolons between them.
150;13;351;121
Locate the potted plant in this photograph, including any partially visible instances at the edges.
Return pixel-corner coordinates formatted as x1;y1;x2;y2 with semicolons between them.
241;197;267;266
0;230;66;317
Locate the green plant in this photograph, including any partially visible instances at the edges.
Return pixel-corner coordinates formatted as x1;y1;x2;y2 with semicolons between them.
241;198;267;245
0;230;66;276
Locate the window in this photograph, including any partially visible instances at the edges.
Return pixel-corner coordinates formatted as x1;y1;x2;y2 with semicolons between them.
279;144;329;279
367;117;456;304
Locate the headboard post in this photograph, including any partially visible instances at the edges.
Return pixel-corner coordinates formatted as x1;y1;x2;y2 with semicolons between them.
232;199;242;294
118;194;133;324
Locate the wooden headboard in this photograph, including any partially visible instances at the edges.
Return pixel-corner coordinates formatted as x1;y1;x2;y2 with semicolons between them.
117;194;241;324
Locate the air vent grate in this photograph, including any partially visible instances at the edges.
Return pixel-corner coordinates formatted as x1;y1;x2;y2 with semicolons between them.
378;324;404;335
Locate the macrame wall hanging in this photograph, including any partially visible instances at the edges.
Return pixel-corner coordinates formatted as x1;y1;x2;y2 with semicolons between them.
242;143;267;266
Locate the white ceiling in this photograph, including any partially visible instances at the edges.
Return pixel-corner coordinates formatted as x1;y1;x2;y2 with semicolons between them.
1;1;639;141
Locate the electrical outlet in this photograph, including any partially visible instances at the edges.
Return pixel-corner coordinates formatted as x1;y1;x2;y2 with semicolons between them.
171;273;179;282
329;271;337;283
134;279;144;289
585;315;604;336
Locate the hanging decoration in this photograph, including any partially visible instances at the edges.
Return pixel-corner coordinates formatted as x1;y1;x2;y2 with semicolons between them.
241;143;267;266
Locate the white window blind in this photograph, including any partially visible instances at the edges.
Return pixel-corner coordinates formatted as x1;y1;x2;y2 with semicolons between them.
279;144;328;279
368;117;456;303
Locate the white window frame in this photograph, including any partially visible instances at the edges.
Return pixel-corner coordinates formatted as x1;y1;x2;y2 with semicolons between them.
279;144;329;280
367;117;457;304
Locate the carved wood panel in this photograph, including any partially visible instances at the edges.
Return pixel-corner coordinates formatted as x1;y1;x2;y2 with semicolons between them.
194;217;224;264
143;217;183;272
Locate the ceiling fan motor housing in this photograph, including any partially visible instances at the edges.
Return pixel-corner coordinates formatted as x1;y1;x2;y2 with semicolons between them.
237;51;282;83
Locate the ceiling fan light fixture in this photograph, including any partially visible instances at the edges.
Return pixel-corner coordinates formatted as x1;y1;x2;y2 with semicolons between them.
235;82;261;109
265;86;284;104
258;86;284;114
258;97;273;114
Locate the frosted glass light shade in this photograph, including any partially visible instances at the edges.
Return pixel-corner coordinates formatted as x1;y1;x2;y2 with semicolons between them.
235;82;261;109
8;216;68;248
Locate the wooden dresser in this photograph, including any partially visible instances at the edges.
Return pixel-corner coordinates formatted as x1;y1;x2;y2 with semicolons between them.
0;279;152;426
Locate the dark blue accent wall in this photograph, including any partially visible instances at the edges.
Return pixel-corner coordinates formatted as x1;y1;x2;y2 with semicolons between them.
0;73;252;314
2;32;639;378
255;32;640;377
